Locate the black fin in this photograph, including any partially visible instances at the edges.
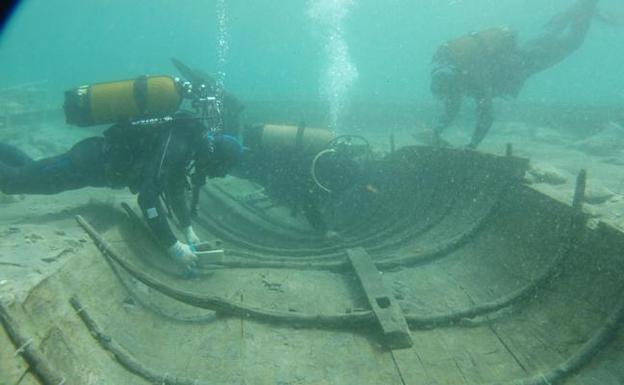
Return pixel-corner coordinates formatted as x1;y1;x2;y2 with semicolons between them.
171;58;215;86
596;10;624;26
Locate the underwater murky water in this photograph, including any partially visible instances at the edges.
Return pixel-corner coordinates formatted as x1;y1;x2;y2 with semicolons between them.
1;1;624;384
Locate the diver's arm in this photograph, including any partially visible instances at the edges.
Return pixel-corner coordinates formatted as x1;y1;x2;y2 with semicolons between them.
136;144;181;247
138;179;178;247
165;172;204;245
137;132;200;270
138;174;199;270
165;170;192;229
189;172;207;218
434;93;462;134
468;97;494;149
162;131;203;243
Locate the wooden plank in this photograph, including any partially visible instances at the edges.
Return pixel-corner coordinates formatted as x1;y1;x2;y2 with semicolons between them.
234;267;404;385
240;322;405;385
347;247;413;349
0;322;32;385
391;309;528;385
387;260;531;385
442;257;589;385
436;326;527;383
399;333;458;385
573;327;624;385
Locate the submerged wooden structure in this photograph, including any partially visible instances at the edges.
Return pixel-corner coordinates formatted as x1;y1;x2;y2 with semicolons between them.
1;146;623;384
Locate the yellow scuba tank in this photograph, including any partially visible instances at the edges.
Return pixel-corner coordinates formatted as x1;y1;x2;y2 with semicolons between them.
244;124;334;155
64;75;183;127
434;26;517;68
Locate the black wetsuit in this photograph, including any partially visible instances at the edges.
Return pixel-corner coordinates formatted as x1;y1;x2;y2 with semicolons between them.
0;115;208;247
235;139;365;234
302;181;328;233
434;0;599;148
233;143;328;232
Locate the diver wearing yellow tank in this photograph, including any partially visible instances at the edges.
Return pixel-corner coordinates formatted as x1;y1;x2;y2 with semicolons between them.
237;125;371;241
1;71;245;274
430;0;600;149
0;114;243;272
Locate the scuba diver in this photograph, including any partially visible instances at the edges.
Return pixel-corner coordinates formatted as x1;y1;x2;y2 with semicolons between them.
0;70;244;272
303;138;370;240
430;0;601;149
238;125;372;241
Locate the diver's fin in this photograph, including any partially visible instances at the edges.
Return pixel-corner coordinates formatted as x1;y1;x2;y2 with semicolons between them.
170;57;244;119
171;58;199;83
170;58;215;86
595;10;624;26
193;69;215;86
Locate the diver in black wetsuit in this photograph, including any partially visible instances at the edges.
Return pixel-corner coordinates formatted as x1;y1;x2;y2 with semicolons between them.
430;0;600;149
237;128;369;241
301;148;366;239
0;113;243;270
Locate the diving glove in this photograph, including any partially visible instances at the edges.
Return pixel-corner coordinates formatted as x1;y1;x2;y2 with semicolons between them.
183;225;201;245
167;241;198;270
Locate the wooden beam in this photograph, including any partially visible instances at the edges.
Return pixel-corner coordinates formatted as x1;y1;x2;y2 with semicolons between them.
348;247;413;349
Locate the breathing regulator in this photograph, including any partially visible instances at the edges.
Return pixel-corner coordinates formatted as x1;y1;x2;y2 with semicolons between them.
311;135;372;193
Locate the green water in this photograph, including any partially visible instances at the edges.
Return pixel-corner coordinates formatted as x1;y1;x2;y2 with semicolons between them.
0;0;622;128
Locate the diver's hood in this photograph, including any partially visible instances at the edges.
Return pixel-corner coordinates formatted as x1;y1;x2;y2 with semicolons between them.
195;132;244;178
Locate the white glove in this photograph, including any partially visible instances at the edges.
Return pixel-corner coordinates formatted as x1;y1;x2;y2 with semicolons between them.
183;226;201;245
167;241;198;270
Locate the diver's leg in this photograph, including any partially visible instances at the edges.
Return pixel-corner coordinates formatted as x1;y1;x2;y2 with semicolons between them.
0;143;31;190
0;143;34;167
468;98;494;149
0;161;18;190
0;137;108;195
521;0;599;75
433;93;462;146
